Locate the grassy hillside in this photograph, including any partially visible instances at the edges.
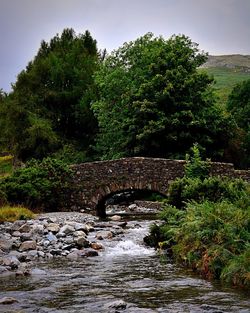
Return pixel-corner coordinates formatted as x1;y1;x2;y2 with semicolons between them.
200;55;250;107
205;67;250;106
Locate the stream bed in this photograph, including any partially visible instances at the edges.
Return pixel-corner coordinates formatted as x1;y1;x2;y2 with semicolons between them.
0;218;249;313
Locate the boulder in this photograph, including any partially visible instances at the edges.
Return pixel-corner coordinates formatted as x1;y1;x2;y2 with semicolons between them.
0;297;18;304
19;240;37;251
104;300;127;310
96;231;113;240
20;232;33;241
90;242;104;250
0;238;13;252
110;215;122;221
47;223;60;233
58;225;75;235
31;224;45;235
46;232;57;242
1;255;20;269
73;230;87;237
18;223;31;233
74;236;90;248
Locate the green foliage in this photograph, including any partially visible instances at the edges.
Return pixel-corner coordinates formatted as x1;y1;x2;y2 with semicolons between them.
0;28;98;161
150;199;250;288
150;166;250;288
92;33;232;161
0;189;7;206
0;158;73;211
0;205;35;222
226;79;250;168
168;176;248;209
184;143;210;180
52;143;91;164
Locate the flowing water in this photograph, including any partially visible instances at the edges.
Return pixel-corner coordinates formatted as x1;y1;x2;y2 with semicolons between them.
0;218;249;313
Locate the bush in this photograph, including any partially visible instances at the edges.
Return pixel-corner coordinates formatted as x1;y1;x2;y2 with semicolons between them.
0;205;35;222
168;176;248;209
185;143;210;180
149;200;250;288
0;157;73;211
149;165;250;288
0;189;7;206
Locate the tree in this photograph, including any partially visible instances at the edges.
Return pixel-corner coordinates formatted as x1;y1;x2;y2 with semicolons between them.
92;33;232;160
227;79;250;168
1;28;98;161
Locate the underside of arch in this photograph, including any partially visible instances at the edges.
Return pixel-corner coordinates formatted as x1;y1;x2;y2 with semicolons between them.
95;187;167;218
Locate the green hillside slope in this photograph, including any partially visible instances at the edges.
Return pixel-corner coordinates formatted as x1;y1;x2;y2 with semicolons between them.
200;55;250;107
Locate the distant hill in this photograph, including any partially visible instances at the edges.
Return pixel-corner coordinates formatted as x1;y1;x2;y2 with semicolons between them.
202;54;250;71
199;55;250;107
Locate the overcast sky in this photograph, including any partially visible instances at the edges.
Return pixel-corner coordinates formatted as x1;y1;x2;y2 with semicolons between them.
1;0;250;92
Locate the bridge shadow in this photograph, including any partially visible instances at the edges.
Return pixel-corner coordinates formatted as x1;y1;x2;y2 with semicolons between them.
96;188;166;218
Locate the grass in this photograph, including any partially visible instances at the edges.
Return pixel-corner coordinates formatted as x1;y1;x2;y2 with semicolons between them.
200;67;250;108
0;205;35;222
0;155;13;179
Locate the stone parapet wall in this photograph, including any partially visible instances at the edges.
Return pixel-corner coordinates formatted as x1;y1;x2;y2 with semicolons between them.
67;157;250;216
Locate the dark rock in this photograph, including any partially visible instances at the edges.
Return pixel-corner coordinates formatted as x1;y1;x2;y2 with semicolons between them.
49;249;62;256
75;236;90;248
82;248;98;257
0;297;18;304
18;223;31;233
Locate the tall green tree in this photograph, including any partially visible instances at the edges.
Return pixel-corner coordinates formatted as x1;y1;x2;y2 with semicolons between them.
92;33;232;160
1;28;98;161
227;79;250;168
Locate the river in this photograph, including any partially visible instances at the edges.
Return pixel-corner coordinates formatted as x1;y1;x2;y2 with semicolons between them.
0;218;249;312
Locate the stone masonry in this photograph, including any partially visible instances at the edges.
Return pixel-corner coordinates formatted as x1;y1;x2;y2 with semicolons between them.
68;157;250;217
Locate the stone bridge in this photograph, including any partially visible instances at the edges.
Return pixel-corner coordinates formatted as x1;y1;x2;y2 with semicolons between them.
68;157;250;217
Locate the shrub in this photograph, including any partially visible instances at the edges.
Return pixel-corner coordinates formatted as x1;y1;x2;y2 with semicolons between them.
0;189;7;206
185;143;210;180
0;205;35;222
168;176;248;209
149;199;250;288
0;157;73;211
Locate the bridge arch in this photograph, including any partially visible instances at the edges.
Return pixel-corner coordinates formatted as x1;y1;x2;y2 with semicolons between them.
69;157;186;215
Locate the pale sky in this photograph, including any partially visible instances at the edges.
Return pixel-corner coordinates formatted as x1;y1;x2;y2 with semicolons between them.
1;0;250;92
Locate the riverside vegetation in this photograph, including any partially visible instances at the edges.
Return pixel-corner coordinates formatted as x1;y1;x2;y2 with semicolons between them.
145;145;250;288
0;29;249;290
